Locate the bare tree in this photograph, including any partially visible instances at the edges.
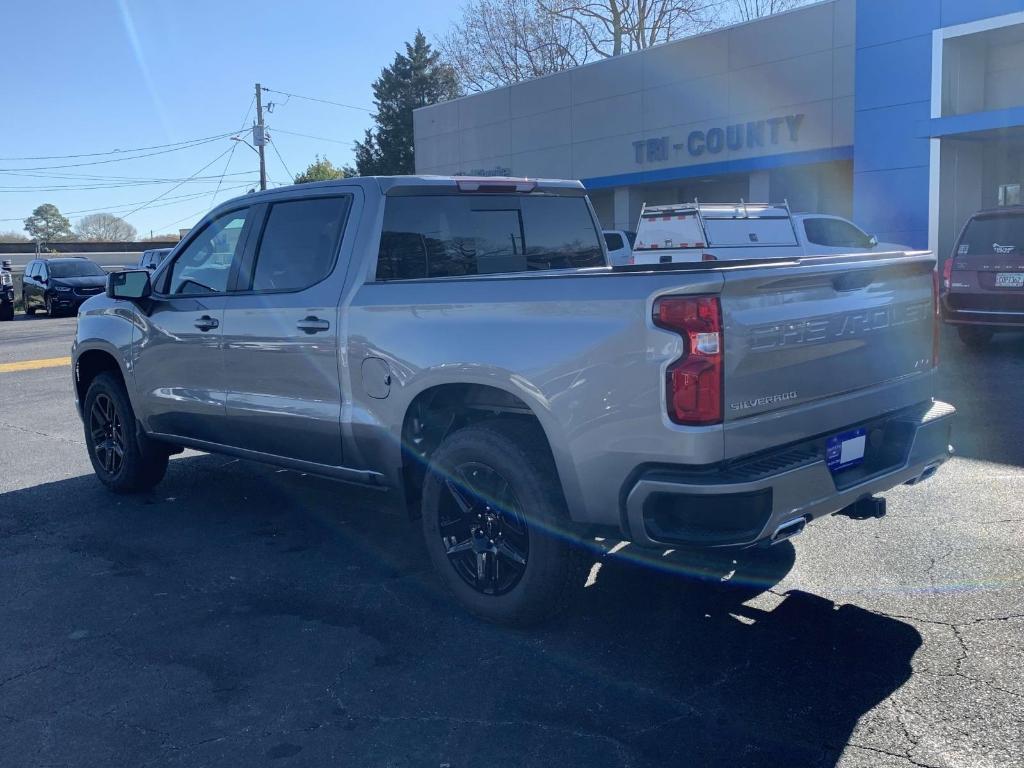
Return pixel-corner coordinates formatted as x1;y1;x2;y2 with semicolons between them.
74;213;138;242
0;230;29;243
439;0;590;92
538;0;718;58
726;0;811;22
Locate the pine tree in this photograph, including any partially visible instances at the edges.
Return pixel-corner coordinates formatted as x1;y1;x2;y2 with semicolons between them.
24;203;72;241
355;31;459;176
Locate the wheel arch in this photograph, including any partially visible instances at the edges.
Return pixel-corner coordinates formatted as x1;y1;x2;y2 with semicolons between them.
397;381;580;520
74;346;130;418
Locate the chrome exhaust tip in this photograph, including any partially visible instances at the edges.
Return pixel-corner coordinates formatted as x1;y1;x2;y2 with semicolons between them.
771;517;807;544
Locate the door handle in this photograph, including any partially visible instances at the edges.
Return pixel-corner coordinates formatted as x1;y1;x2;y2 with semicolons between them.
193;315;219;332
296;316;330;334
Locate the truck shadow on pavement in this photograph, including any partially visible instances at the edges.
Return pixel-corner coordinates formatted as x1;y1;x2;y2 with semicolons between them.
0;453;921;768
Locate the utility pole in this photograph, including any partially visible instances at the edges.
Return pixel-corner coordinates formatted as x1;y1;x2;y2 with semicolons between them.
254;83;267;191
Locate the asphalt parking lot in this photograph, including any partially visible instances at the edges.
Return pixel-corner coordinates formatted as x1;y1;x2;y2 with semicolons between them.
1;314;1022;768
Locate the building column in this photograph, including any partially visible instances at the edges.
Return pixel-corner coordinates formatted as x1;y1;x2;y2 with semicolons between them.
613;186;644;231
748;171;771;203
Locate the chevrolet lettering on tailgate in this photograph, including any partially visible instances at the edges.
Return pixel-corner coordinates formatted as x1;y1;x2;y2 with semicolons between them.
749;299;932;351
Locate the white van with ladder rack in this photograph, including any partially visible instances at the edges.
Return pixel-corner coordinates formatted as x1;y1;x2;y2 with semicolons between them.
631;200;904;264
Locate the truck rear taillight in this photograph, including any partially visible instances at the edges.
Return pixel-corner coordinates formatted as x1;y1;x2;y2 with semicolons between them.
941;257;953;292
653;296;723;425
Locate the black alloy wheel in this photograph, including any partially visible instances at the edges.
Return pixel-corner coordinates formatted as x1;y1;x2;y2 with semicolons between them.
89;392;125;477
439;462;530;596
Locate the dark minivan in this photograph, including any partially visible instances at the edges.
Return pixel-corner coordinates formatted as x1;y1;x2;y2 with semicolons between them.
22;257;108;317
941;208;1024;346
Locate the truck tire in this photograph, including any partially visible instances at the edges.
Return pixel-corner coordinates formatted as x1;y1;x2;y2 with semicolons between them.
23;293;35;316
958;326;993;348
421;420;582;626
83;372;168;493
0;302;12;321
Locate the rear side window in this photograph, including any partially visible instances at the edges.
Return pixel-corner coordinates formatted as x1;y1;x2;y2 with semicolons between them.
376;194;604;280
957;216;1024;256
250;196;350;292
604;232;624;251
803;217;872;249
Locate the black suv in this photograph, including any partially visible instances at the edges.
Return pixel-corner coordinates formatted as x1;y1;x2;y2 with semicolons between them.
1;259;13;320
22;257;108;317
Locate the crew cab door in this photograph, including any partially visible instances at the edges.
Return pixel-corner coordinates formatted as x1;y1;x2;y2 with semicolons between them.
219;191;356;466
133;207;254;442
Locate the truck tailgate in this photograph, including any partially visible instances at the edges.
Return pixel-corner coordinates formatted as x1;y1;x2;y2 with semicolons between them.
720;252;935;430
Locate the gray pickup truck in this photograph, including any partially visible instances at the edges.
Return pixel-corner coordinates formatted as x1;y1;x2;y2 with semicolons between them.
72;176;954;624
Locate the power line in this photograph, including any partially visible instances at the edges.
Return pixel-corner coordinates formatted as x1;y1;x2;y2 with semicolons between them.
154;186;254;233
0;130;244;162
0;132;241;173
269;127;350;146
0;184;252;223
0;169;259;185
122;145;236;220
239;95;255;132
210;141;238;206
269;137;293;182
0;173;260;193
261;86;372;113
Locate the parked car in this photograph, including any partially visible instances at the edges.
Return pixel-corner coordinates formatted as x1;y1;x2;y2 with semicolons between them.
138;248;173;271
72;176;953;625
632;202;908;264
22;257;108;316
0;259;14;321
941;207;1024;347
603;229;635;266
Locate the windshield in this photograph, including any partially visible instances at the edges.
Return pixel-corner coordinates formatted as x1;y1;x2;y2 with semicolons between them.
48;261;105;278
957;215;1024;256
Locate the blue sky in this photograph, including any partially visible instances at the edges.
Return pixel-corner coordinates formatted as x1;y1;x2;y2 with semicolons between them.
0;0;464;237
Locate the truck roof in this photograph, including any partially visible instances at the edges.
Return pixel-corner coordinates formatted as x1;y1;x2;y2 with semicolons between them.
219;176;585;209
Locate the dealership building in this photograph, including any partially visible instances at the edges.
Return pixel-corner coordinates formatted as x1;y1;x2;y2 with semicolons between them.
414;0;1024;257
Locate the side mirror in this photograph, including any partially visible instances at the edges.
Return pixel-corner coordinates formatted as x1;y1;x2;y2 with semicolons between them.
107;270;151;300
39;277;47;284
868;235;879;248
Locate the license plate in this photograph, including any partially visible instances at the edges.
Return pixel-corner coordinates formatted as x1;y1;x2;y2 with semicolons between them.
995;272;1024;287
826;428;866;473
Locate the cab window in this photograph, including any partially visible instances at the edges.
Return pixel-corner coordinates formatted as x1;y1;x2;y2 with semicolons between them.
165;210;248;295
248;196;350;292
804;217;873;249
604;232;624;251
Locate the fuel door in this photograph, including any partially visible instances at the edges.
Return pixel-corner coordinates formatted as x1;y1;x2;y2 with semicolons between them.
361;357;392;399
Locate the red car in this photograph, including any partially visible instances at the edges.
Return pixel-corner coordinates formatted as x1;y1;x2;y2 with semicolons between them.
941;207;1024;346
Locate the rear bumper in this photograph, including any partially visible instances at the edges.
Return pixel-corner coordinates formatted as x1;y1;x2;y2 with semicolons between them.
942;294;1024;327
623;400;954;549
